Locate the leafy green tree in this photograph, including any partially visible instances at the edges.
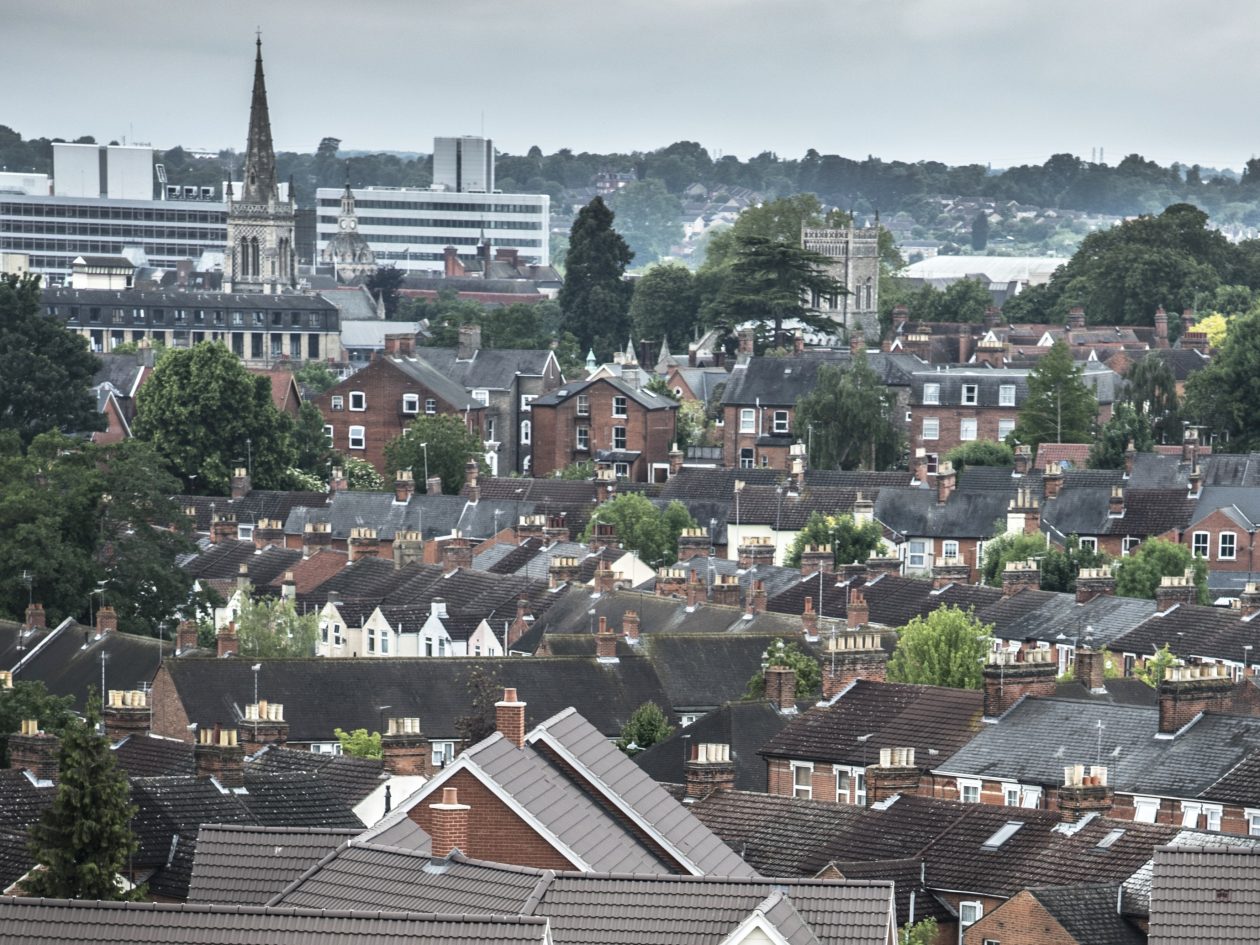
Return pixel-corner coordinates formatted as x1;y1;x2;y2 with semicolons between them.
1089;402;1154;469
725;236;846;343
365;265;406;318
628;263;699;350
980;531;1048;587
293;402;335;479
0;273;101;446
294;361;340;395
1039;537;1110;594
946;441;1014;473
1125;353;1180;443
899;918;938;945
616;702;675;755
583;494;696;569
703;193;830;269
344;456;385;491
784;512;885;568
1183;306;1260;450
334;727;382;758
887;606;993;689
554;460;596;480
385;414;486;495
233;590;320;658
1135;644;1178;688
133;342;296;493
0;681;74;767
24;695;142;900
971;212;990;251
796;357;904;470
1009;342;1097;448
607;179;683;265
558;197;634;359
744;639;822;699
1113;537;1208;604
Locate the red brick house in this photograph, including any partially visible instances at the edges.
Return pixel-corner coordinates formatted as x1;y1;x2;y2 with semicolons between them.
313;338;483;476
529;376;677;482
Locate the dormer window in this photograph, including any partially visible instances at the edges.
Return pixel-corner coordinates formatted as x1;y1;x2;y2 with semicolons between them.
923;383;940;405
961;384;978;406
999;384;1016;407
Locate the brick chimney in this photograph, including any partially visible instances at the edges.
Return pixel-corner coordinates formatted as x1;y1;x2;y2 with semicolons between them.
507;597;533;650
1124;440;1137;478
382;717;428;776
983;649;1057;718
457;324;482;360
765;664;797;713
1058;764;1113;821
800;544;834;577
932;557;971;589
1240;582;1260;617
913;447;928;485
441;537;473;575
230;466;251;499
236;562;250;594
209;510;237;544
1013;444;1031;476
394;469;415;503
329;466;348;492
656;567;688;598
543;514;570;545
194;725;244;788
936;461;956;505
864;747;920;805
96;605;118;636
279;569;296;601
1075;638;1107;694
1181;330;1210;353
303;521;332;555
747;580;767;616
846;586;870;629
593;563;618;595
1181;427;1199;465
253;518;284;549
801;596;819;640
1067;306;1086;330
677;528;711;562
347;527;379;563
1154;306;1169;347
737;538;776;569
9;719;59;782
383;333;415;356
549;555;580;588
393;530;424;570
429;786;471;857
865;554;903;579
1158;663;1235;734
711;573;741;607
103;689;149;743
463;459;480;503
685;568;706;609
175;619;199;654
1042;464;1063;500
1076;567;1115;604
738;327;755;355
684;742;736;802
515;515;545;543
1002;560;1040;597
623;610;641;645
1155;571;1197;611
24;602;45;630
1108;486;1125;519
1007;488;1041;536
496;688;526;748
240;700;288;754
669;442;685;476
822;631;888;696
214;622;236;660
840;561;868;585
596;616;618;661
587;521;618;554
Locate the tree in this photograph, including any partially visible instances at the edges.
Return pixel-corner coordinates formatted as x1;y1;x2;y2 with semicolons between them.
607;179;683;265
334;727;382;758
1009;342;1097;449
744;639;822;700
1038;537;1110;594
344;456;385;491
971;211;990;251
616;702;674;755
784;512;885;568
725;236;846;343
900;919;939;945
1125;353;1180;443
887;606;993;689
554;459;596;480
133;342;296;493
293;402;335;479
583;494;696;569
1113;537;1208;604
0;273;101;446
980;530;1048;587
365;265;405;318
628;263;700;350
24;695;142;900
233;590;320;658
946;441;1014;473
294;361;340;395
0;681;74;767
1135;644;1178;688
1183;306;1260;450
455;665;501;745
558;197;633;359
385;414;486;495
1089;402;1154;469
796;357;904;470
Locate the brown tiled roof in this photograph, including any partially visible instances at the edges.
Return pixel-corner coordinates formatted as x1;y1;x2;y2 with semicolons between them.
264;550;348;596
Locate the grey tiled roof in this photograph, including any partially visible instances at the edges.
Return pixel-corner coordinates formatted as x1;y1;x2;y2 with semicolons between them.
531;376;676;411
874;485;1012;539
983;593;1157;648
12;620;167;712
1121;830;1260;917
187;824;360;905
1107;603;1260;664
1149;846;1260;945
1029;884;1145;945
412;347;554;389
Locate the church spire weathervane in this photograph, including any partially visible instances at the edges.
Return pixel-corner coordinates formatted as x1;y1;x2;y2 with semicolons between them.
240;32;278;205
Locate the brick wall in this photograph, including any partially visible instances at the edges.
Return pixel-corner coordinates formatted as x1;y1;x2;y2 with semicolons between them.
1184;508;1257;573
722;404;795;470
408;769;576;870
908;404;1020;463
963;891;1076;945
148;665;193;742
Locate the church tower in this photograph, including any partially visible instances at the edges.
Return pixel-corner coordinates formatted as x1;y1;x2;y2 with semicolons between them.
224;38;296;294
320;173;377;283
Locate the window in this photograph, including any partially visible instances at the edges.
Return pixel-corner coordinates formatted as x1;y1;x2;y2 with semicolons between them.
1123;537;1141;556
999;384;1016;406
485;418;495;442
348;426;365;450
349;391;366;411
379;632;390;655
962;384;978;405
773;410;789;434
366;627;376;654
922;417;939;440
925;453;939;475
520;420;531;444
792;762;813;800
908;540;928;570
231;311;242;326
237;524;254;542
1004;785;1021;807
942;540;959;559
960;418;978;441
613;395;627;417
1079;537;1098;552
576;394;590;416
613;426;627;450
614;462;630;478
740;408;755;433
576;427;590;451
997;418;1016;440
1192;532;1209;558
472;389;489;406
922;383;940;405
836;768;850;804
1220;532;1238;560
959;901;983;929
1021;786;1042;808
853;769;866;806
323;424;334;444
425;398;437;415
332;623;343;647
330;395;344;411
1133;796;1160;824
1246;809;1260;836
431;741;455;767
739;448;754;469
402;394;419;414
958;778;980;803
520;394;536;411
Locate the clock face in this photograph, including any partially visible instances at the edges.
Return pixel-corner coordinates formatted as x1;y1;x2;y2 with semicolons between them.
347;218;357;231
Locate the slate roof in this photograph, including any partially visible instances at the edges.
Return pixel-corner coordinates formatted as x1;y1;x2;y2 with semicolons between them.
1107;603;1260;664
384;354;482;410
1029;884;1145;945
475;478;603;536
721;351;916;408
723;486;871;529
187;824;360;905
182;542;302;586
760;679;984;768
644;634;825;712
0;618;56;672
910;368;1030;406
1149;846;1260;945
531;376;676;411
1121;829;1260;917
982;593;1157;648
0;898;550;945
764;571;1003;630
1189;485;1260;529
1043;487;1197;540
283;490;474;542
111;734;196;777
412;347;554;389
874;485;1012;539
178;490;329;534
11;621;167;711
0;829;33;891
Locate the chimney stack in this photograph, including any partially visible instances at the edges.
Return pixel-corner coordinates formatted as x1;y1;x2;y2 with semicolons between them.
463;459;480;502
593;563;618;595
864;747;920;805
194;725;244;788
496;688;526;748
1158;663;1234;734
684;742;736;801
1042;463;1063;500
1108;486;1125;519
515;515;546;544
800;544;834;577
983;649;1057;718
1182;427;1199;465
1240;582;1260;617
1067;306;1086;330
230;467;251;499
329;466;348;492
1007;488;1041;536
747;579;767;616
24;602;46;630
103;689;149;743
217;621;238;658
738;327;755;355
737;537;776;569
1058;764;1113;821
822;632;889;696
8;719;59;782
846;586;870;629
685;568;706;609
865;553;903;579
253;518;284;549
1155;571;1197;611
1075;636;1107;694
765;664;797;713
677;528;711;562
710;573;741;608
932;557;971;589
441;536;473;575
382;717;428;776
429;786;471;857
936;461;956;505
236;562;250;592
913;447;928;485
302;521;332;555
1154;306;1169;347
1188;461;1203;497
548;555;580;588
280;570;296;602
176;619;199;654
801;596;819;640
1013;444;1031;476
668;442;685;476
394;469;415;504
240;700;288;754
623;610;641;645
393;530;424;570
588;521;618;554
1076;566;1115;604
457;323;482;360
1124;440;1137;478
1002;559;1040;597
96;605;118;636
596;616;618;661
655;567;688;599
349;526;381;563
210;510;237;544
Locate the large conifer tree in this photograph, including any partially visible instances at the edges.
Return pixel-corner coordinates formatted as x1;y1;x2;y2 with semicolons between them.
558;197;633;360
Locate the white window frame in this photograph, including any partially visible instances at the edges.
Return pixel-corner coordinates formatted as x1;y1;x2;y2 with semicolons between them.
997;418;1016;440
740;408;755;433
922;417;940;441
835;766;850;804
1079;537;1098;552
366;626;376;654
520;419;531;445
773;410;790;434
959;901;983;928
999;384;1016;407
922;383;940;405
854;769;866;806
379;630;390;655
1123;538;1141;555
472;389;489;406
348;425;365;450
576;394;590;416
960;418;978;442
908;540;928;570
424;398;437;415
431;741;455;767
1192;531;1209;558
961;384;978;406
1004;784;1020;807
942;540;960;559
323;424;334;444
576;426;590;451
520;394;536;411
613;395;628;418
613;462;630;478
402;393;419;414
1021;785;1042;808
1246;808;1260;837
349;391;366;411
1133;796;1160;824
958;778;981;804
791;761;813;800
739;448;754;469
613;426;627;450
1220;532;1237;560
330;395;344;411
925;453;939;474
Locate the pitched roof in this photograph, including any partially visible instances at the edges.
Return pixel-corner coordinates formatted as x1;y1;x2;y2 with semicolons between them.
187;824;360;905
410;347;554;388
1028;884;1145;945
874;485;1013;539
531;376;676;411
1149;846;1260;945
11;620;167;711
1107;603;1260;664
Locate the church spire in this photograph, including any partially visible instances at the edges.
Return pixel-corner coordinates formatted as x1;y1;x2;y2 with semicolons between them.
240;36;279;205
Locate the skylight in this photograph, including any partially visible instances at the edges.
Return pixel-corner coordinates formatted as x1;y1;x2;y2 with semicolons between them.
1096;828;1125;850
982;821;1024;850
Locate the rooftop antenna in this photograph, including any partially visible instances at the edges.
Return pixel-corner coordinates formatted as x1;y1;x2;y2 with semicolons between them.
1095;719;1105;767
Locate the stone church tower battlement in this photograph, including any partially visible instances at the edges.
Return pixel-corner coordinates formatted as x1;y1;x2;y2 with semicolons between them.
803;226;882;342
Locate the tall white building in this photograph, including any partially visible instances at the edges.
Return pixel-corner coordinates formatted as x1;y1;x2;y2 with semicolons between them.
432;136;494;193
53;142;155;200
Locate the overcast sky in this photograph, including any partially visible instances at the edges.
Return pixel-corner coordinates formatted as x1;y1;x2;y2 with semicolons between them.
5;0;1256;171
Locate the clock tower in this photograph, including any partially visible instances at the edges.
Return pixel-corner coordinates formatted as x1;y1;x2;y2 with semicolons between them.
321;177;377;284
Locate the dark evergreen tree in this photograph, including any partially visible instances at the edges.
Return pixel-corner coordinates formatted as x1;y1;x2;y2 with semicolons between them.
1009;342;1097;449
971;211;990;251
558;197;633;359
25;695;142;900
725;236;846;344
365;265;406;318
